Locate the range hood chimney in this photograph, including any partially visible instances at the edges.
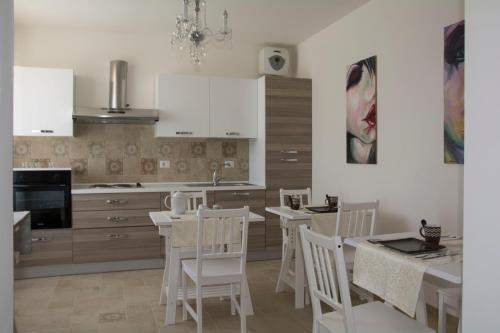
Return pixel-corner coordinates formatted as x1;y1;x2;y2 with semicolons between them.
73;60;159;124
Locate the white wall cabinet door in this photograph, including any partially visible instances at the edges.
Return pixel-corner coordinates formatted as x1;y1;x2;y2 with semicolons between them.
155;75;210;138
209;77;257;138
14;66;74;137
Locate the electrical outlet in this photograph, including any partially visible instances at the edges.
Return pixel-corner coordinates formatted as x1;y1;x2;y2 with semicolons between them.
224;160;235;168
159;160;170;169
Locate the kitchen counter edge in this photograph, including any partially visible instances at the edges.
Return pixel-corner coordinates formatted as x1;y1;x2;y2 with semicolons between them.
71;183;266;195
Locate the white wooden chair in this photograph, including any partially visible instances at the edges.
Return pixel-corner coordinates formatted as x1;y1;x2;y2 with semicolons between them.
276;188;311;295
299;225;435;333
181;206;250;333
437;287;462;333
186;190;208;211
335;200;379;301
159;190;208;306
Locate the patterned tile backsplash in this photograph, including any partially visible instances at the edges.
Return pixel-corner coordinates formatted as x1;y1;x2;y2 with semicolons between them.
13;124;249;183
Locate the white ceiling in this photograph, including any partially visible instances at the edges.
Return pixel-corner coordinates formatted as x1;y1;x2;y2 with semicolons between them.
14;0;370;44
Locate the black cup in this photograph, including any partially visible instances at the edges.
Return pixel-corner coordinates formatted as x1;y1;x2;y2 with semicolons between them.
325;195;338;209
419;219;441;245
288;196;301;210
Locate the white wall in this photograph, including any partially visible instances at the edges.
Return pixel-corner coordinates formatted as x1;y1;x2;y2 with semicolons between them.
14;27;277;109
0;0;14;332
462;0;500;330
296;0;464;235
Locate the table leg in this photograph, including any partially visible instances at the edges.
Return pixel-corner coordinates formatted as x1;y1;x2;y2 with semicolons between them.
415;285;428;326
276;218;292;293
242;276;254;316
160;231;171;305
165;247;180;326
294;226;305;309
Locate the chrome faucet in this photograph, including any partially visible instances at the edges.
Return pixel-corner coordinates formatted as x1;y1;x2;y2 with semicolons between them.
212;167;221;186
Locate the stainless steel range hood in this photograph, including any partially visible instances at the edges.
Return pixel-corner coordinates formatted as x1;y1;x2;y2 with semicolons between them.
73;60;159;124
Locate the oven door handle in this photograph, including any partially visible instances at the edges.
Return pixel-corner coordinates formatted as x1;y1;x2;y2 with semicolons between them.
14;184;69;188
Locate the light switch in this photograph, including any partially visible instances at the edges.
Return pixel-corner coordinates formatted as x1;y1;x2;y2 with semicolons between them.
160;160;170;168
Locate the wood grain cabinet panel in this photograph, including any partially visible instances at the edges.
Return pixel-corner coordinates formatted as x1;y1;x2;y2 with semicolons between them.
262;76;312;248
19;229;73;267
73;226;160;263
73;209;158;229
213;190;266;251
73;193;160;211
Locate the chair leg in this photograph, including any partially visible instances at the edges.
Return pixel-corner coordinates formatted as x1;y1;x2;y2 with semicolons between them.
181;270;188;321
276;245;293;293
230;283;236;315
437;293;447;333
196;285;203;333
240;280;247;333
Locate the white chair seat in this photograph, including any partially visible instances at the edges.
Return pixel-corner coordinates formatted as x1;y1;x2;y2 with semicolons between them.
319;301;435;333
182;258;243;284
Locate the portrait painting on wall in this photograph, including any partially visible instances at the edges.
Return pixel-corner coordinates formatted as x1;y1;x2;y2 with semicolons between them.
444;20;464;164
346;55;377;164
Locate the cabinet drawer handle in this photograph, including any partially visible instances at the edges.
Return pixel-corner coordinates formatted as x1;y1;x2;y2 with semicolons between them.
280;149;298;154
226;132;240;136
107;216;129;223
280;158;299;162
232;192;251;197
32;129;54;134
106;233;128;239
106;199;128;205
176;131;193;135
32;237;50;242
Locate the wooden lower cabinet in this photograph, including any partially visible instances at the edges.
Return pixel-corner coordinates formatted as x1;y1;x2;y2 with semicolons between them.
73;209;158;229
19;229;73;267
213;190;266;252
73;226;161;263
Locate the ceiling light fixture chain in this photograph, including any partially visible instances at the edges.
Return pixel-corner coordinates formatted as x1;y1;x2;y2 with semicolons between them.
171;0;232;65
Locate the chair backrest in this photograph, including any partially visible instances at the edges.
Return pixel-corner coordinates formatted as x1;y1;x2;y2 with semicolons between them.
299;225;356;333
335;200;379;238
186;190;208;211
279;188;312;208
196;206;250;278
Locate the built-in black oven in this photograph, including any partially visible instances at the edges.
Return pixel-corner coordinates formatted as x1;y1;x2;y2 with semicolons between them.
13;169;72;229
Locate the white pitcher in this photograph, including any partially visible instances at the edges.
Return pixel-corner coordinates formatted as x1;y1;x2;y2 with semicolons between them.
164;191;188;215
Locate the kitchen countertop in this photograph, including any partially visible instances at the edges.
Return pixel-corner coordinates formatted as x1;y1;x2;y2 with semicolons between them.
14;211;30;226
71;181;266;194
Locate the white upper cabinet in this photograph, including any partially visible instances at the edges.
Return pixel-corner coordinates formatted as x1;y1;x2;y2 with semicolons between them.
155;75;210;138
209;77;257;138
14;66;74;137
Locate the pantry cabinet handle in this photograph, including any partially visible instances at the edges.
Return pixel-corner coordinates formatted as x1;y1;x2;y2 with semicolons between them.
106;199;128;205
226;132;240;136
280;149;298;154
232;192;251;197
31;129;54;134
176;131;193;135
280;158;299;162
107;216;129;223
106;233;128;239
31;237;50;242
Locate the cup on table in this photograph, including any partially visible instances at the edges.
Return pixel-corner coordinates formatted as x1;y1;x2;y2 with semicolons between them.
419;219;441;245
325;195;338;209
288;196;301;210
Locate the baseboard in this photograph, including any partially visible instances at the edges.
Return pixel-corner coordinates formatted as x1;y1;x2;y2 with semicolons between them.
14;258;164;279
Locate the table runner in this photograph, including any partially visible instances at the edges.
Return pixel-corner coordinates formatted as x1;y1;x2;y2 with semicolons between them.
353;239;462;317
311;213;337;237
171;215;242;248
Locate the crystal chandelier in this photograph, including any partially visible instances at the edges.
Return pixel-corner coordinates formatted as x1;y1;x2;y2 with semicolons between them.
171;0;232;65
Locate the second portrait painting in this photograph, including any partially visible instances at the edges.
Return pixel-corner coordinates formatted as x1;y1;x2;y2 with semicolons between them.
346;55;377;164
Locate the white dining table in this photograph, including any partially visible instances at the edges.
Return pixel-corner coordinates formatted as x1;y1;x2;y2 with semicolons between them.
344;232;462;325
265;206;316;309
149;210;265;326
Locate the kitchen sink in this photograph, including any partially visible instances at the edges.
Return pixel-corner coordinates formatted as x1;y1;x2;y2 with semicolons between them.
184;182;253;187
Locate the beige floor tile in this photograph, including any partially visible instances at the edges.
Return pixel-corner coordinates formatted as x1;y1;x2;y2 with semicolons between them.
15;260;460;333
